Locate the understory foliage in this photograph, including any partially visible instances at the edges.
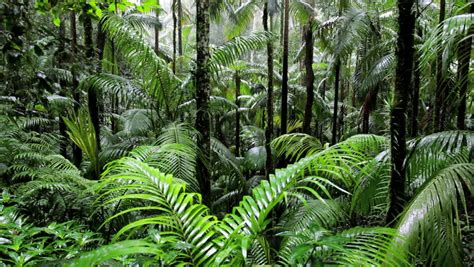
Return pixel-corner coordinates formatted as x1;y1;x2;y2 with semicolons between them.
1;0;473;266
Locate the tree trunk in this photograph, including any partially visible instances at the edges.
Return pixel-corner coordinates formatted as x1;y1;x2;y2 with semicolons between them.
410;26;422;137
433;0;446;132
280;0;289;135
83;5;101;177
57;18;67;158
361;87;379;134
302;19;314;135
83;5;94;59
70;12;82;167
155;0;160;54
332;60;341;145
178;0;183;56
96;18;106;73
319;80;326;138
235;71;241;157
97;4;107;130
195;0;211;203
456;2;473;130
387;0;415;225
263;3;274;179
172;0;177;73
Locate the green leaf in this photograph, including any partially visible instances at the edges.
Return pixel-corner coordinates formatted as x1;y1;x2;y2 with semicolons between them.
53;17;61;27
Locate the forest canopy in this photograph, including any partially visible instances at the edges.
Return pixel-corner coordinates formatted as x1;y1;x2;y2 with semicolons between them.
0;0;473;266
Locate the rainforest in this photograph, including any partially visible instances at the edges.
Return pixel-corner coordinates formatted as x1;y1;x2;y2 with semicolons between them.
1;0;473;266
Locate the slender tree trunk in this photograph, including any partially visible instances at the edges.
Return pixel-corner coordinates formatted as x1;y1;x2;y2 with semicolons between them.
70;12;82;167
361;87;379;134
96;11;106;128
155;0;160;54
57;18;67;157
433;0;446;132
339;78;346;139
387;0;415;225
195;0;211;203
83;5;94;59
302;18;314;135
263;3;274;179
410;26;422;137
319;80;326;138
332;60;341;145
96;19;106;73
456;2;473;130
178;0;183;56
83;5;101;177
172;0;177;73
280;0;289;135
235;71;241;157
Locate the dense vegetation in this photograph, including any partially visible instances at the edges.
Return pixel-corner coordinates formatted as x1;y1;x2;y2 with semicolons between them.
1;0;473;266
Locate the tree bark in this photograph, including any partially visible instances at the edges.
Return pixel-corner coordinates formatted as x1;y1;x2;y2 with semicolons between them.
70;12;82;167
235;71;241;157
433;0;446;132
57;17;67;158
332;60;341;145
172;0;177;73
361;87;379;134
83;5;94;59
410;26;422;137
302;19;314;135
83;4;101;176
96;4;107;131
456;2;473;130
155;0;160;54
178;0;183;56
263;3;274;179
96;18;106;73
280;0;289;135
195;0;211;203
387;0;415;225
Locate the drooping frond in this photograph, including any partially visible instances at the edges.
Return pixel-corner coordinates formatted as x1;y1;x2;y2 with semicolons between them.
225;1;259;39
100;14;179;107
210;31;275;72
68;240;160;266
129;145;199;192
290;0;315;24
420;13;474;72
271;133;322;162
279;199;347;232
394;163;474;266
96;158;222;265
278;226;409;266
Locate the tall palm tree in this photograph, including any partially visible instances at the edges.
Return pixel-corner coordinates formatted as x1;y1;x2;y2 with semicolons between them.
280;0;289;135
70;11;82;167
302;0;314;135
178;0;183;56
410;25;422;137
235;70;241;156
57;16;68;158
154;0;160;53
433;0;446;131
387;0;416;224
82;4;101;163
172;0;177;73
196;0;212;203
263;1;274;179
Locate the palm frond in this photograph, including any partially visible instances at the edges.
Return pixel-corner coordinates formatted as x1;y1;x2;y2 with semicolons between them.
97;158;222;265
210;31;275;72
